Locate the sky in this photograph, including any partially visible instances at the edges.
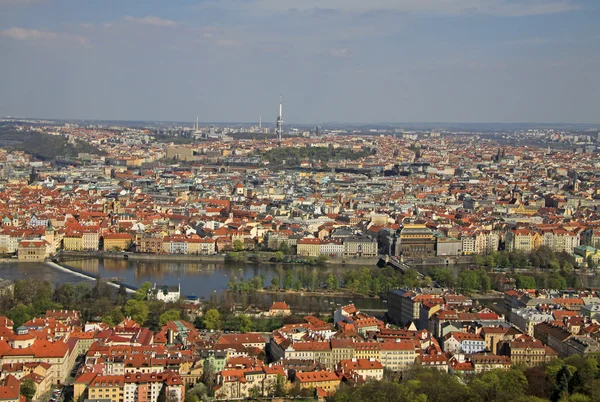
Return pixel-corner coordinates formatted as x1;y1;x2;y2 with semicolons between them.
0;0;599;124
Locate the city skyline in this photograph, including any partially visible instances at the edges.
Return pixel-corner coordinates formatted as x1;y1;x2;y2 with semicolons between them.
1;0;599;124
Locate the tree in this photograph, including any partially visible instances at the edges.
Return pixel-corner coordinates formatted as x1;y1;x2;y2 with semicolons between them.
7;303;31;329
270;275;280;289
74;282;90;302
458;270;479;292
278;242;291;255
478;269;491;292
316;254;329;265
516;275;537;289
233;240;244;251
429;267;455;288
159;309;181;327
185;383;208;402
14;278;53;314
123;299;149;325
202;309;222;330
132;281;152;301
236;314;253;333
20;379;36;402
553;365;573;402
53;283;75;310
271;374;287;397
283;270;294;290
250;275;264;291
248;385;262;399
103;307;125;327
326;273;339;290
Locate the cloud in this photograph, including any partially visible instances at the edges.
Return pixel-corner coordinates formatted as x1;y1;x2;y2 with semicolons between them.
204;0;580;17
328;48;349;57
0;27;89;45
124;16;177;27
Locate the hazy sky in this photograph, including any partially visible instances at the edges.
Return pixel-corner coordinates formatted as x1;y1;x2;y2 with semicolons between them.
0;0;599;124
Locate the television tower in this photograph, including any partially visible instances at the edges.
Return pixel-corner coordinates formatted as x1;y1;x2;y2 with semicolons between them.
276;95;283;142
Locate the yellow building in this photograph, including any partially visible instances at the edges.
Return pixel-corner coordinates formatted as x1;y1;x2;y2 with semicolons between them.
506;229;533;252
352;342;381;361
87;375;124;402
471;354;512;373
295;371;340;392
103;233;133;252
297;238;322;257
17;239;49;261
63;233;83;251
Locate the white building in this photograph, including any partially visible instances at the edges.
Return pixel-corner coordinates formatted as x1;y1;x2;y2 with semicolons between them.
148;284;180;303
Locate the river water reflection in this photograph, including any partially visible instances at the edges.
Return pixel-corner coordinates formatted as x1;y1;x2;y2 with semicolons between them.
58;257;388;311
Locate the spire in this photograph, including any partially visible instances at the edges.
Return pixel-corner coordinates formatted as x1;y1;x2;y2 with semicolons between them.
276;95;283;142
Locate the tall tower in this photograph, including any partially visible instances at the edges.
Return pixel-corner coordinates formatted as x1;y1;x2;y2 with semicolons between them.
276;95;283;142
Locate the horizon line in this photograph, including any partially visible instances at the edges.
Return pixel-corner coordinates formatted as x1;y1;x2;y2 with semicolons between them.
1;116;599;127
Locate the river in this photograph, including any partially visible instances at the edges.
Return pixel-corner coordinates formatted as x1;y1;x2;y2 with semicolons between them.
0;257;388;312
0;257;597;313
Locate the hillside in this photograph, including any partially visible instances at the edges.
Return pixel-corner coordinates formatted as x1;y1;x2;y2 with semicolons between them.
0;128;105;160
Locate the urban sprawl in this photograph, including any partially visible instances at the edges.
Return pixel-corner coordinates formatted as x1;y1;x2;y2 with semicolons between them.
0;120;598;402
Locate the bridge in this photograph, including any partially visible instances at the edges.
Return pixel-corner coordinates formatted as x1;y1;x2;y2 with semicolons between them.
378;255;425;279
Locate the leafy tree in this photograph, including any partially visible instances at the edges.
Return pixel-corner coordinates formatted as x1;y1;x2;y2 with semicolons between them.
250;275;264;291
14;278;52;309
516;274;537;289
568;393;591;402
278;242;291;255
316;254;329;265
586;255;596;270
326;273;339;290
102;307;125;327
401;268;421;288
74;282;90;302
20;379;36;401
53;283;75;310
7;303;31;329
248;385;262;398
429;267;456;287
458;270;479;292
123;299;149;325
478;269;491;292
270;275;280;289
227;276;239;291
237;314;253;333
132;281;152;301
159;309;181;327
202;309;222;330
553;365;573;402
233;240;244;251
185;383;208;402
471;369;528;402
283;270;294;290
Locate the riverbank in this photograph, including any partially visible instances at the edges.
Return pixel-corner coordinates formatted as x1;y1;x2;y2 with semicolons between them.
327;257;379;266
58;251;226;263
255;288;381;299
